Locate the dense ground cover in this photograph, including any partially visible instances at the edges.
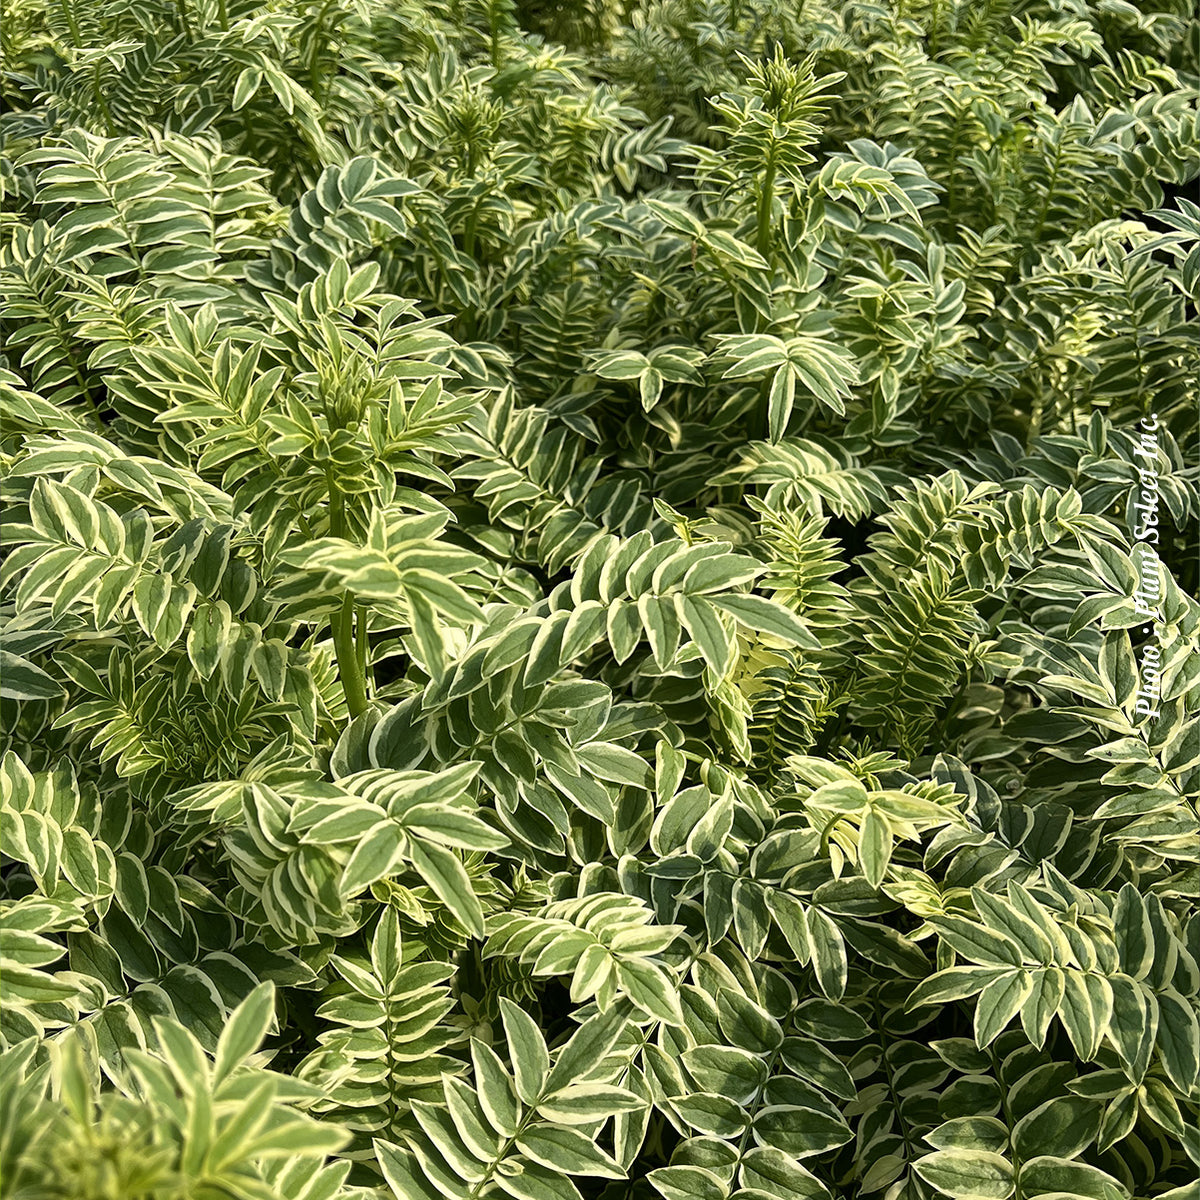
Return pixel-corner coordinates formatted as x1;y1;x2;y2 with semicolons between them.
1;0;1198;1197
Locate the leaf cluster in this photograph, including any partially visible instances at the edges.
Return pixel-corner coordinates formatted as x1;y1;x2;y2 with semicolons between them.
1;0;1198;1198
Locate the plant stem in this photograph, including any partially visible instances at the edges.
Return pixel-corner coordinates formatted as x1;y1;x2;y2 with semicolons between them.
489;0;502;68
756;151;778;257
333;593;369;718
308;0;338;101
93;63;116;135
56;0;83;44
326;477;369;719
464;198;480;257
355;603;369;683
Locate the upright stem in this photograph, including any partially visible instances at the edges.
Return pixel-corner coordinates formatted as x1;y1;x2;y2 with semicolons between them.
355;603;369;682
308;0;338;101
464;195;481;256
333;594;369;718
92;64;116;135
489;0;502;68
756;153;778;258
56;0;84;44
327;478;369;719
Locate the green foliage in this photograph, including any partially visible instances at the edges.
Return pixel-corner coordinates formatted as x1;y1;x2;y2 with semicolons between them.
1;0;1198;1198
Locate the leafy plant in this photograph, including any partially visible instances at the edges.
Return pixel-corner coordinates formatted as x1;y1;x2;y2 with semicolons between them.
1;0;1197;1198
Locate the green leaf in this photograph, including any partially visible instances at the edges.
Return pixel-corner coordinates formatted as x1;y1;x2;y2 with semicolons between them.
536;1082;644;1125
717;988;784;1054
471;1038;521;1137
751;1104;852;1158
500;997;551;1105
1057;971;1108;1061
932;915;1025;967
914;1149;1015;1200
341;821;406;895
640;367;663;411
907;967;1007;1008
545;1006;630;1092
1011;1096;1101;1161
974;970;1033;1047
972;890;1055;964
516;1126;623;1178
1156;987;1200;1092
676;595;732;676
778;1037;857;1101
740;1146;832;1200
806;908;848;1001
682;1044;767;1105
407;838;485;938
671;1090;747;1136
1020;967;1066;1049
709;593;819;647
232;67;262;110
405;805;509;851
0;651;64;700
615;958;685;1025
646;1166;727;1200
574;742;653;788
767;364;797;442
1016;1156;1126;1200
1;965;80;1003
214;982;275;1082
187;601;232;679
375;1139;446;1200
925;1117;1009;1152
494;1160;585;1200
858;808;891;888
